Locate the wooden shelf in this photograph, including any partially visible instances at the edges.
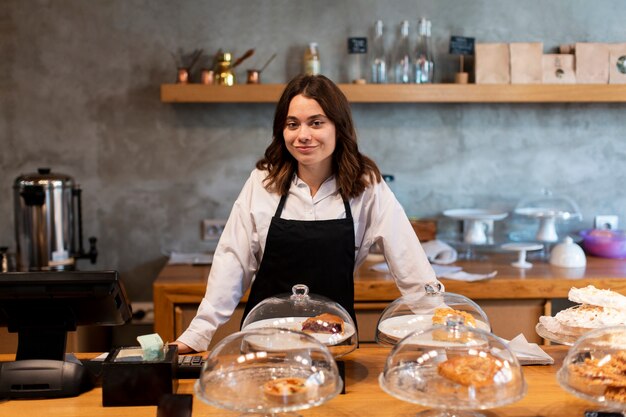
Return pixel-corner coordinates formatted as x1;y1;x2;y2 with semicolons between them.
160;83;626;103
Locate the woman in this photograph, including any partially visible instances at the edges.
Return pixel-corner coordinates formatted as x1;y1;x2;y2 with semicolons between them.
174;74;439;353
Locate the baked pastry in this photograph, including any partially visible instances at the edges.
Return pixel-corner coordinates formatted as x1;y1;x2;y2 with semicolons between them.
539;285;626;338
551;305;626;336
432;308;477;327
437;353;502;388
432;308;477;343
605;386;626;402
569;285;626;311
263;377;307;404
301;313;344;334
567;352;626;400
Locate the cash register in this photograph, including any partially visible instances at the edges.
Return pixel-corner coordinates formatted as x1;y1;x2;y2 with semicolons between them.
0;271;132;398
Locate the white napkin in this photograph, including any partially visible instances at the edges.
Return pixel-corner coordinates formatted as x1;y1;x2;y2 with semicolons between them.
432;264;463;277
440;270;498;282
421;239;458;264
506;333;554;365
369;262;491;282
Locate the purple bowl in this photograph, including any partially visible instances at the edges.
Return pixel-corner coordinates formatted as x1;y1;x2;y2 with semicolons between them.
580;229;626;259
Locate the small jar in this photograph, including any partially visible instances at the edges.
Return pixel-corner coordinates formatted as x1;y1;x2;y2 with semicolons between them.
200;69;214;85
214;53;236;86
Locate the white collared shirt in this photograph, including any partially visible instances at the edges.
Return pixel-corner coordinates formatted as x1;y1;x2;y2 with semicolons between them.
178;168;438;351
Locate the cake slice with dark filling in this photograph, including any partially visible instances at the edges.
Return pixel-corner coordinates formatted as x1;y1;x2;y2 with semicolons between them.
301;313;344;334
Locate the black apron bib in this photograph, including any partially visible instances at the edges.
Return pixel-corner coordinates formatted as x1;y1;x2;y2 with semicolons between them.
242;192;357;326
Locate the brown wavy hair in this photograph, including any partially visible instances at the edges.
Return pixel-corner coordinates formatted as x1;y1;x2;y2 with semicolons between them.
256;74;381;199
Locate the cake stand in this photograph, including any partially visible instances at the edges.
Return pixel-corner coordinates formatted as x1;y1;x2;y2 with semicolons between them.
501;243;544;269
443;209;509;245
443;209;509;259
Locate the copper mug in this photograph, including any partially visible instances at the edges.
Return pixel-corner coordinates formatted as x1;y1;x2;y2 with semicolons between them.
246;69;260;84
201;69;215;85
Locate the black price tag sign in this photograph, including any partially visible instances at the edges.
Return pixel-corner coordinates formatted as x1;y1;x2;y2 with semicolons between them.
449;36;475;55
348;37;368;54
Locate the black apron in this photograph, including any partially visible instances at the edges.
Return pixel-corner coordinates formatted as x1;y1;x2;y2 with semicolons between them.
242;192;357;325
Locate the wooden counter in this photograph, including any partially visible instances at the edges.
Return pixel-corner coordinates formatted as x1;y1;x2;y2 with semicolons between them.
0;346;603;417
154;254;626;346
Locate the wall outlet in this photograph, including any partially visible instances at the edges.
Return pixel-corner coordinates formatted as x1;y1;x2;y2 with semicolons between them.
201;219;227;241
594;215;619;230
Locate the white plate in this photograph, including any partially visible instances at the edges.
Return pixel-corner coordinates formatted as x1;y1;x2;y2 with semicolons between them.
243;317;356;346
377;314;490;346
443;208;509;221
535;322;577;346
514;207;574;219
501;242;544;252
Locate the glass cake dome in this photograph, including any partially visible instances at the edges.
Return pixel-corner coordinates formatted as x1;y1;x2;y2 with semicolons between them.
513;190;582;243
557;325;626;413
241;284;357;358
376;282;491;346
195;327;342;417
379;317;526;417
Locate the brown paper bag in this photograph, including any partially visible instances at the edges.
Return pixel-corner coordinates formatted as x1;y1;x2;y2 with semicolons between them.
475;43;510;84
542;54;576;84
609;44;626;84
510;43;543;84
575;43;609;84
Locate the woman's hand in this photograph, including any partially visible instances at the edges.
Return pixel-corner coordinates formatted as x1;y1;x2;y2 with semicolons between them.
170;340;194;354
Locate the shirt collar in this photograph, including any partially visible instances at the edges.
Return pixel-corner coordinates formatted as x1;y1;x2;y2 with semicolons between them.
292;173;338;200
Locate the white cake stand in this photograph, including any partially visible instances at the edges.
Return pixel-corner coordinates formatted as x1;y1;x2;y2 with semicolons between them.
501;242;544;269
443;209;508;245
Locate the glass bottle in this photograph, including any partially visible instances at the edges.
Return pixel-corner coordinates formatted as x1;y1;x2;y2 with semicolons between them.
214;52;236;86
393;20;412;83
303;42;321;75
414;18;435;84
370;20;387;83
347;36;367;83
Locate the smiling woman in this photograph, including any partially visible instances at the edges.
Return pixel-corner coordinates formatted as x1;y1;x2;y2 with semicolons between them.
283;94;336;195
172;74;440;354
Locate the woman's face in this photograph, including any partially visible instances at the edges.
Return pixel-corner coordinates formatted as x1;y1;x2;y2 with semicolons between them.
283;94;336;176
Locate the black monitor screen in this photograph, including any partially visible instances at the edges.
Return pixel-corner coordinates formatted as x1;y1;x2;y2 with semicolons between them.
0;270;132;360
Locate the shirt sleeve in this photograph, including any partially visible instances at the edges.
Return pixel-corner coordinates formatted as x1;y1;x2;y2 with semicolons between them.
177;172;260;352
362;180;442;295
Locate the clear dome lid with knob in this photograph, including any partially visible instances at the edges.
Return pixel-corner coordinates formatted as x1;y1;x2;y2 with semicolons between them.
379;316;526;415
241;284;357;358
376;282;491;346
557;325;626;412
195;327;342;416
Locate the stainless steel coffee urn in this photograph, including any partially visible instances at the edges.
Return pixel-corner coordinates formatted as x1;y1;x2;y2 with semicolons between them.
13;168;97;271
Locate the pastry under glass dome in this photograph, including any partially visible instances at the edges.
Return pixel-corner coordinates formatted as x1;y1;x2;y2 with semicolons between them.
241;284;357;358
379;317;526;417
376;283;491;346
195;327;342;417
557;325;626;413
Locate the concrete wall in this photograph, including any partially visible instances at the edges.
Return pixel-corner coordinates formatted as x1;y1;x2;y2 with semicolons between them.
2;0;625;302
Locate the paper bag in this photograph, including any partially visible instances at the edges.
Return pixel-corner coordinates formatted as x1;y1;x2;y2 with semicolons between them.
609;43;626;84
475;43;510;84
510;42;543;84
576;43;610;84
542;54;576;84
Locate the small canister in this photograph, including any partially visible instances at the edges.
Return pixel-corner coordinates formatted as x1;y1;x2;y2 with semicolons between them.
246;69;260;84
200;69;215;85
